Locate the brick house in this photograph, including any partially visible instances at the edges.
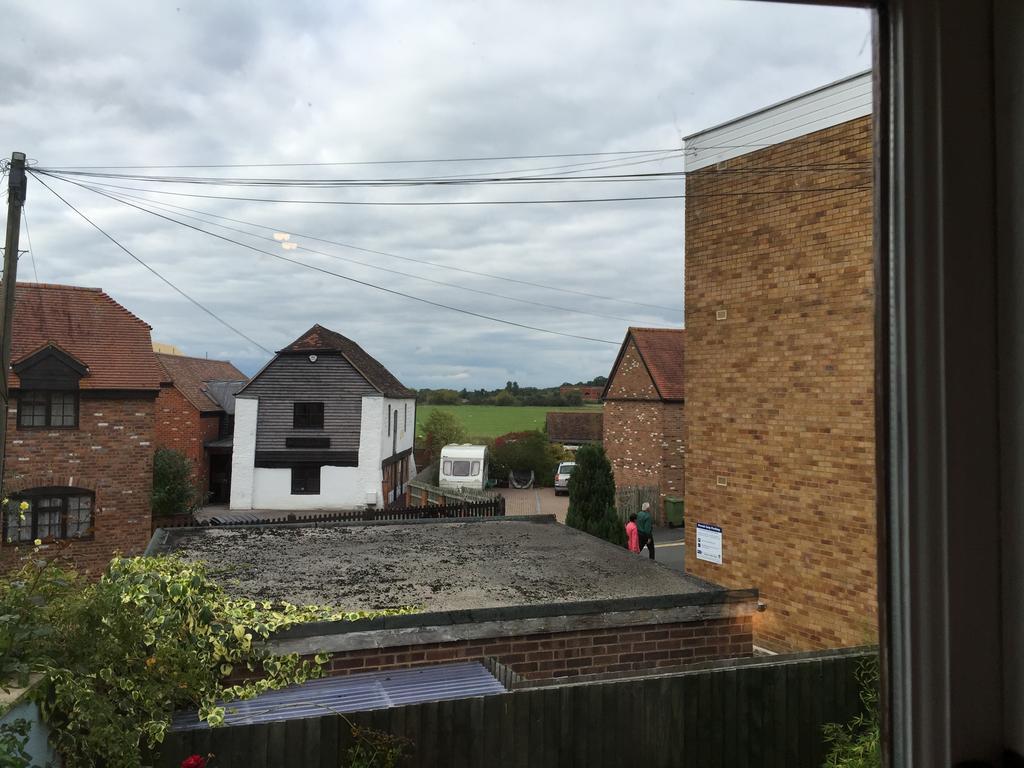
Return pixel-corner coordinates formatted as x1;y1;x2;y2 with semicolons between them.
1;284;165;573
601;327;686;524
682;71;875;652
558;385;603;403
155;353;247;505
545;411;602;449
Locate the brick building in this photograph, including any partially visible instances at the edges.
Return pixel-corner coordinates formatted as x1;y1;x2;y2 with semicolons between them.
682;72;876;651
1;284;166;573
155;353;247;504
545;411;602;449
601;327;686;523
558;385;603;403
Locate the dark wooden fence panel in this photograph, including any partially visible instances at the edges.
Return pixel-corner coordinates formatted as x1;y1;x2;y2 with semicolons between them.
156;498;506;531
157;650;872;768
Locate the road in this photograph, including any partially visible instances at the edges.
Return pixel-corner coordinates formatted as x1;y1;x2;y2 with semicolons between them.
498;487;687;572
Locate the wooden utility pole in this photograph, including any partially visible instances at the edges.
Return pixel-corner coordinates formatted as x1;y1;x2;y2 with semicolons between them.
0;152;26;490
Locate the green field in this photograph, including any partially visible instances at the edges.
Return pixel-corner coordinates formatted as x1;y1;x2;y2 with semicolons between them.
416;404;601;440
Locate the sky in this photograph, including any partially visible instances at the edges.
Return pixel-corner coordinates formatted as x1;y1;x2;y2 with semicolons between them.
0;1;871;389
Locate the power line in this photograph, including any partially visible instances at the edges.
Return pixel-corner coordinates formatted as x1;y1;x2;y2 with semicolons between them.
89;184;669;326
50;179;684;314
37;158;870;189
28;171;272;354
21;206;39;283
40;174;622;346
39;148;686;170
31;173;871;206
40;151;686;186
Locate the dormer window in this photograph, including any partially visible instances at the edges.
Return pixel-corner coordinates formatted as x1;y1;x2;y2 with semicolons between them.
12;344;87;430
18;391;78;428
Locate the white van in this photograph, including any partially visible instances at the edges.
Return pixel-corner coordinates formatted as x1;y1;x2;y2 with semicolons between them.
439;444;489;491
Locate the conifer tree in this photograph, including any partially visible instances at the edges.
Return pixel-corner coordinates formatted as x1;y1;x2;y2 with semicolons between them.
565;444;626;546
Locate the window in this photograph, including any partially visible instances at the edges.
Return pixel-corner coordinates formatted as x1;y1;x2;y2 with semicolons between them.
290;465;320;495
292;402;324;429
17;391;78;428
404;403;408;431
471;461;480;476
442;460;451;475
450;460;472;477
388;405;391;435
3;489;94;543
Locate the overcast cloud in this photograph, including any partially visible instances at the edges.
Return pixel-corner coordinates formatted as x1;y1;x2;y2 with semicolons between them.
0;1;870;388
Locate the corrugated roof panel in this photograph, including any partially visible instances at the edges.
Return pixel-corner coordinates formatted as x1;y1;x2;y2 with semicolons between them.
170;662;505;731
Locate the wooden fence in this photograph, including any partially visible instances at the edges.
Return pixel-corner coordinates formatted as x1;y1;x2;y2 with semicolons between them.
156;648;873;768
615;484;661;523
154;499;505;530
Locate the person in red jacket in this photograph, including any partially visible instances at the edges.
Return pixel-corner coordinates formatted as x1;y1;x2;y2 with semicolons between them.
626;513;641;553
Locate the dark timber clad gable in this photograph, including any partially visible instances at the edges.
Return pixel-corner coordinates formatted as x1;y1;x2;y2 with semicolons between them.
238;353;378;456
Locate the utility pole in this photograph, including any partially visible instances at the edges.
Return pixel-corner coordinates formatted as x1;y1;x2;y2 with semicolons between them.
0;152;27;492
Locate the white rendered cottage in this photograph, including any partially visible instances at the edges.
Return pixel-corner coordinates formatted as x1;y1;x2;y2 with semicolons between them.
229;325;416;511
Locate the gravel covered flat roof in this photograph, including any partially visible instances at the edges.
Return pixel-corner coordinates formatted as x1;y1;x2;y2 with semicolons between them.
151;517;724;613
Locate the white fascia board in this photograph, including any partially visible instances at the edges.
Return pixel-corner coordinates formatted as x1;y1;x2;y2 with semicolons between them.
684;71;872;171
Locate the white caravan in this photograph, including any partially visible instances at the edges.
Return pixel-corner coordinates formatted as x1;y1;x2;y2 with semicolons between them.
439;444;489;491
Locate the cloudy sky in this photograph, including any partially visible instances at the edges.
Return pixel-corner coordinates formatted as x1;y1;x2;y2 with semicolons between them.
1;1;870;389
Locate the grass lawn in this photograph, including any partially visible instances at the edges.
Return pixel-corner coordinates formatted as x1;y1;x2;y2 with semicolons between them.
416;404;601;440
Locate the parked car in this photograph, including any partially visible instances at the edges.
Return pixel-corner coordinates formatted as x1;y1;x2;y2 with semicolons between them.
554;461;576;495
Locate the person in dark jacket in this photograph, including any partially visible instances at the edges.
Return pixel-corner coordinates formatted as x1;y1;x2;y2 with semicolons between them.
637;501;655;560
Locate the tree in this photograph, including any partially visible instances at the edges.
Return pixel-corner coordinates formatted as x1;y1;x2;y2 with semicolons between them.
489;431;560;485
565;444;625;546
422;409;468;460
152;448;200;516
492;390;519;406
428;388;460;405
564;390;584;406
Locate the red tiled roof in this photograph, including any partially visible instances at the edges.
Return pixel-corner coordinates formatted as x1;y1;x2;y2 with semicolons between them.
8;283;164;391
545;411;603;444
604;327;686;401
278;324;415;398
157;353;248;413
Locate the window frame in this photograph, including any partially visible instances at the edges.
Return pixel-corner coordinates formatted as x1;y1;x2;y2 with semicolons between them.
767;1;1016;764
290;464;321;495
292;402;324;430
16;389;79;429
2;488;95;543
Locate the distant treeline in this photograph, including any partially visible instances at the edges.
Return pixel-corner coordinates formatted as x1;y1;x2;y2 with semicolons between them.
416;377;607;407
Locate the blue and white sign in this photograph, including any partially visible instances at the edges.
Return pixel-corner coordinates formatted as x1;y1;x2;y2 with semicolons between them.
696;523;723;565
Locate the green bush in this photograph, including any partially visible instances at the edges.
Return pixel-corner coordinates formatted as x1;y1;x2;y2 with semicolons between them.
489;431;560;487
152;448;200;516
422;410;468;461
822;656;880;768
0;552;412;768
565;444;625;546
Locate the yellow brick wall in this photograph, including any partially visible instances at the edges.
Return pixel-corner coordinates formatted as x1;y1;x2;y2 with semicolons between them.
683;116;876;651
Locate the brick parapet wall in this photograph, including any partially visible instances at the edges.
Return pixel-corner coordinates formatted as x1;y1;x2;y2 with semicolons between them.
321;615;752;681
683;116;876;651
154;385;219;497
1;394;156;574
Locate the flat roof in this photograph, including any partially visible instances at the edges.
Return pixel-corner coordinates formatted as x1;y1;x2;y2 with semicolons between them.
150;516;723;613
684;70;872;171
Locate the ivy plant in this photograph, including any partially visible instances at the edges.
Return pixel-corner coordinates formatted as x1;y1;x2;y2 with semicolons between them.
0;553;413;768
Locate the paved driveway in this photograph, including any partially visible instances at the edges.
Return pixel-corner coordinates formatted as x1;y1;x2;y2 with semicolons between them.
498;487;569;521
